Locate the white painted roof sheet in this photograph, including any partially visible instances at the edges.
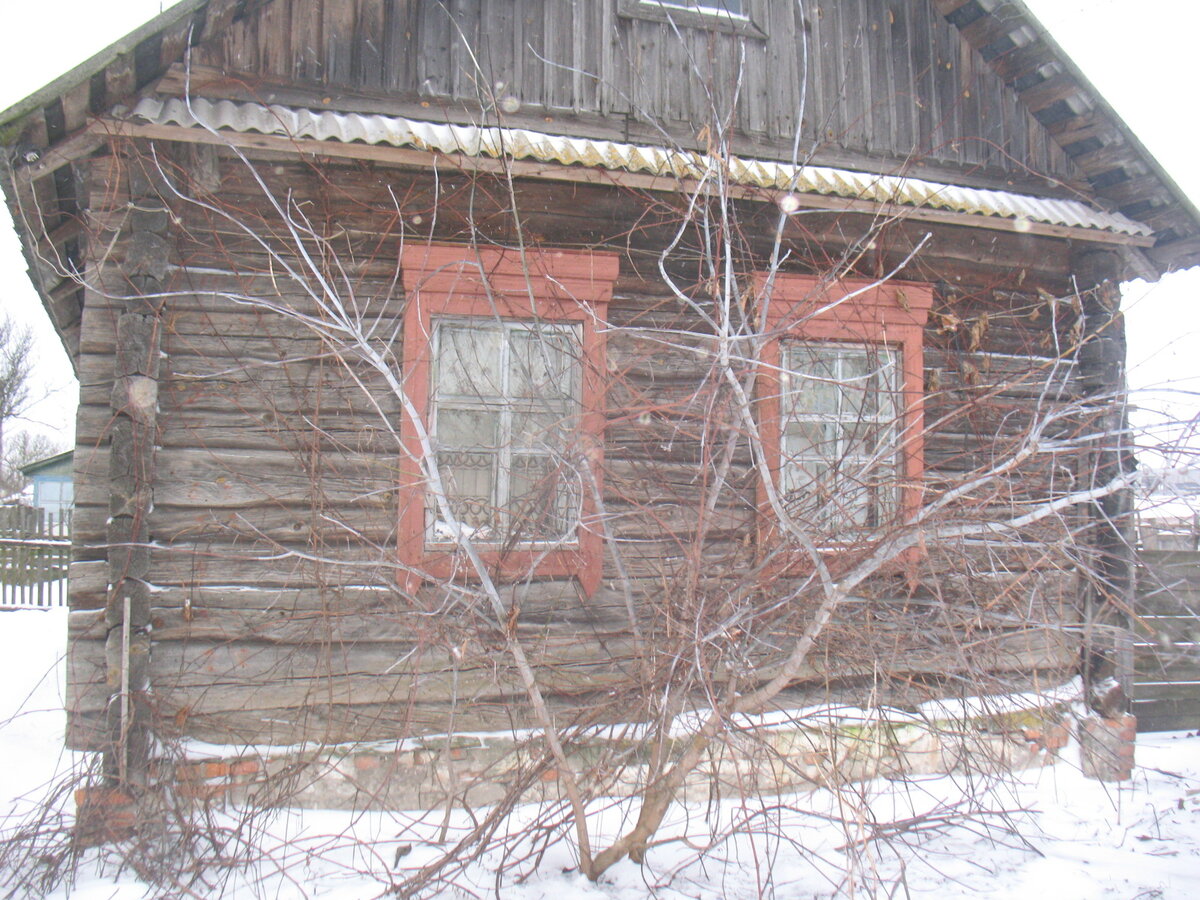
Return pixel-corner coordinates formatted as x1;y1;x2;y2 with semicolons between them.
125;97;1153;238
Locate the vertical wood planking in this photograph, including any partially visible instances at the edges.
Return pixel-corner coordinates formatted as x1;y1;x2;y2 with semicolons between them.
626;19;653;128
520;0;546;112
571;0;593;113
217;13;249;74
356;0;386;91
891;2;917;161
983;42;1008;169
416;1;452;98
933;17;962;165
547;0;573;111
323;0;358;87
56;0;1087;186
740;22;769;138
448;0;483;106
825;3;852;149
257;0;294;80
383;0;414;92
477;0;513;107
866;1;893;158
807;3;831;146
958;32;981;165
909;0;936;161
600;0;629;115
541;0;568;110
678;24;698;127
848;0;872;153
761;0;792;143
291;0;325;83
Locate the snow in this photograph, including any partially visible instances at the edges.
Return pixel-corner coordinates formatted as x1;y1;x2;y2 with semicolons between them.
2;607;1198;898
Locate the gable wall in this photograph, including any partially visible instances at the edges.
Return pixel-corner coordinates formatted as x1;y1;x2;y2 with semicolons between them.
187;0;1074;189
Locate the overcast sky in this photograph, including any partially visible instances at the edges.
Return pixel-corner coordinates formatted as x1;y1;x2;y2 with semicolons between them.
1;0;1198;457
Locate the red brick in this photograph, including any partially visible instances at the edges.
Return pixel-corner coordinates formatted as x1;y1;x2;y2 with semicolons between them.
229;759;259;777
74;787;138;847
177;781;229;802
175;763;206;783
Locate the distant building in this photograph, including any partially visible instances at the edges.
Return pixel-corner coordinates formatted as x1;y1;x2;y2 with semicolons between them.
19;450;74;520
1137;466;1200;550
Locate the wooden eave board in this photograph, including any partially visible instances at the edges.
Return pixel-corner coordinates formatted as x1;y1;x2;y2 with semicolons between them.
934;0;1200;273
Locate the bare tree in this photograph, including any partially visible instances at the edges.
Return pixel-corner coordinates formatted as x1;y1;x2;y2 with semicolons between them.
1;430;64;494
0;314;33;483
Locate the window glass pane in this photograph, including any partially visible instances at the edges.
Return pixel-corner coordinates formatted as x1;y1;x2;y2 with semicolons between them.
839;350;871;420
436;408;499;449
509;454;576;541
436;450;497;538
512;410;569;450
785;350;839;416
509;328;577;400
646;0;743;14
437;325;503;398
785;421;836;458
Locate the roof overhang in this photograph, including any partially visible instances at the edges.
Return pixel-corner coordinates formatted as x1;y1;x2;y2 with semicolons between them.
110;96;1155;247
936;0;1200;272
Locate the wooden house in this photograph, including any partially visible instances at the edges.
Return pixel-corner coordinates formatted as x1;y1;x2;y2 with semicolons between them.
2;0;1197;788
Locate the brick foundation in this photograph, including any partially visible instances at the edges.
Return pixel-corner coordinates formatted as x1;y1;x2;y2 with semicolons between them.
1078;714;1137;781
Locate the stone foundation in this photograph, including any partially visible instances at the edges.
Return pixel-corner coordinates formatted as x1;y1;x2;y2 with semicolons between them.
165;706;1073;811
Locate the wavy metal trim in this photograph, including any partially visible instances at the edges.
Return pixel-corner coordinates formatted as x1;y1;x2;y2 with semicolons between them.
125;96;1153;237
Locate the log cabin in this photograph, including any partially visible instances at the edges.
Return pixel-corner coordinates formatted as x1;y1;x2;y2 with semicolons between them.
2;0;1198;797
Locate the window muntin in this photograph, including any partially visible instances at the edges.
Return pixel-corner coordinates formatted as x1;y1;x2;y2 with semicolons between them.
429;318;582;545
780;341;902;530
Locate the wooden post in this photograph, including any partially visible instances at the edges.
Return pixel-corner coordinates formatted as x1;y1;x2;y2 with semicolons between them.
1071;246;1137;743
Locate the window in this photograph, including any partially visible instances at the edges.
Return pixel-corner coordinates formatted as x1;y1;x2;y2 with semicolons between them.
399;245;620;595
756;273;933;554
32;475;74;518
429;319;581;545
618;0;766;38
780;341;902;530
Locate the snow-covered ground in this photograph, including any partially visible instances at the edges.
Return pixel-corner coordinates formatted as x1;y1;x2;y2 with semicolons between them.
2;607;1197;899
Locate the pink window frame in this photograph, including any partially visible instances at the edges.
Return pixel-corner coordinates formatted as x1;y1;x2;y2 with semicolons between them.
754;273;934;562
398;244;619;596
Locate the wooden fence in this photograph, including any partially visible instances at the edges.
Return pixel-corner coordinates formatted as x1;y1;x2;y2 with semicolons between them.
1134;549;1200;732
0;506;71;609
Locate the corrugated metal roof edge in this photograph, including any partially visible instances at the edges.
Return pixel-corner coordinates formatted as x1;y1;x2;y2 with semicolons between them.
125;96;1154;239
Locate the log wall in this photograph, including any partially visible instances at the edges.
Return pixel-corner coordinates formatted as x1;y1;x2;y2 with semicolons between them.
66;143;1086;749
